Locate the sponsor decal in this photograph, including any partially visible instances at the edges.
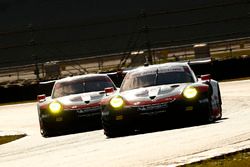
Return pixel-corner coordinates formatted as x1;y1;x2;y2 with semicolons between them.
56;117;63;122
140;110;166;116
78;112;100;117
185;106;194;111
116;115;123;120
199;99;209;104
76;106;101;114
101;111;109;116
159;67;184;73
138;103;168;111
131;70;156;77
41;114;49;119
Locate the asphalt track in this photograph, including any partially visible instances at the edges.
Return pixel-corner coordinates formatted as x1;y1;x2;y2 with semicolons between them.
0;79;250;167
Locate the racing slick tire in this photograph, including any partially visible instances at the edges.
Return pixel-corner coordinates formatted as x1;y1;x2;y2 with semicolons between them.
217;105;222;120
200;104;214;124
217;84;222;120
200;91;215;124
102;120;133;138
39;120;53;137
40;128;52;137
102;120;120;138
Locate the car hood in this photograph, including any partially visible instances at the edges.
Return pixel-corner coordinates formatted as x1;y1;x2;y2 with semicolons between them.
120;83;191;104
56;91;106;106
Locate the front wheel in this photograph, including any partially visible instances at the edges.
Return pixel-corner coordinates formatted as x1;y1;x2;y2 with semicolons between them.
217;105;222;120
39;120;53;137
102;120;119;138
216;84;222;120
102;119;133;138
200;94;215;124
200;107;214;124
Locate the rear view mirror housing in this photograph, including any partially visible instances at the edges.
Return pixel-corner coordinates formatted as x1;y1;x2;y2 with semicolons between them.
201;74;211;81
37;94;46;102
104;87;114;95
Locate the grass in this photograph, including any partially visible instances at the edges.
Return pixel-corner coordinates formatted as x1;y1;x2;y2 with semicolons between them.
181;149;250;167
0;134;26;145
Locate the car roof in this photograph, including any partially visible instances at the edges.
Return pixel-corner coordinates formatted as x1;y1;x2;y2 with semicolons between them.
127;62;189;74
55;73;109;83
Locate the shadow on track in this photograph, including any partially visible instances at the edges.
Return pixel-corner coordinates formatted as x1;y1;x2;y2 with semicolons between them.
43;122;103;138
106;117;227;139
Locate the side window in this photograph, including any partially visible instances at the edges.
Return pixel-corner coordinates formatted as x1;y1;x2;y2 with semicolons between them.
52;83;63;98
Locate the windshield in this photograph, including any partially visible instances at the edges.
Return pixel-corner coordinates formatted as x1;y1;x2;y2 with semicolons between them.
52;76;115;98
120;67;194;92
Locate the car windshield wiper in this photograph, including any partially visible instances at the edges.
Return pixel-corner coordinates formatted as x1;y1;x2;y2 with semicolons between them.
154;69;158;85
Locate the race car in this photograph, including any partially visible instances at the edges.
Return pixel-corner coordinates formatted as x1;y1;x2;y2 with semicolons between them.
37;74;117;137
101;62;222;137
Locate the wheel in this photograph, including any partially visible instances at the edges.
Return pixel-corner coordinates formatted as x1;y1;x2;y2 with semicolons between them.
102;120;119;138
216;104;222;120
200;105;214;124
216;84;222;120
206;108;214;123
200;91;214;124
40;128;50;137
102;119;133;138
39;119;53;137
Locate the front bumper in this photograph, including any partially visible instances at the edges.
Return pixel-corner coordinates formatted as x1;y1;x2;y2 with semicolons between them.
102;97;210;127
39;107;101;130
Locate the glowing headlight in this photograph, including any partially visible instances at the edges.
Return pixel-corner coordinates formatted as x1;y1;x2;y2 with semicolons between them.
49;101;63;114
183;86;198;99
110;96;124;109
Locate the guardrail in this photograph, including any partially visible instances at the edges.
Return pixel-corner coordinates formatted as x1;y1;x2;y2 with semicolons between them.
0;37;249;87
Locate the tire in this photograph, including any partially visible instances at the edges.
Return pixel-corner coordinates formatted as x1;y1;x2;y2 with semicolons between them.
102;120;119;138
216;84;222;120
40;128;51;137
217;104;222;120
102;119;133;138
201;106;214;124
206;108;214;123
200;91;214;124
39;120;53;137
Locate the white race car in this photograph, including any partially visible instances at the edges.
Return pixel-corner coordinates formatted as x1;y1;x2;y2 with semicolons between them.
101;62;222;137
37;74;117;137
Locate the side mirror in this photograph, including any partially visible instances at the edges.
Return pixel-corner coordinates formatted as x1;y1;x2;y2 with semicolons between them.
201;74;211;81
37;94;46;102
104;87;114;94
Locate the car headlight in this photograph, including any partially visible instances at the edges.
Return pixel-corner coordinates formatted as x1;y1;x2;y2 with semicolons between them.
110;96;124;109
183;86;198;99
49;101;63;114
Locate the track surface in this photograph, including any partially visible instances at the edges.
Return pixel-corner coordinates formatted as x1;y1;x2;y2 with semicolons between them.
0;79;250;167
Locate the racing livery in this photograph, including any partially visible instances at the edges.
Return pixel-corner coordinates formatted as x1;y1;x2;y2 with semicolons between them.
101;62;222;137
37;74;117;137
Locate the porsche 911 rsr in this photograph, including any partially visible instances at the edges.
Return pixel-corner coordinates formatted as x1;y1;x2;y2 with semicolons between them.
101;62;222;137
37;74;117;137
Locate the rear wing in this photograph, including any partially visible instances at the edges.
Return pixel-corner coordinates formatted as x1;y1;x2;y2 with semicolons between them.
188;58;212;77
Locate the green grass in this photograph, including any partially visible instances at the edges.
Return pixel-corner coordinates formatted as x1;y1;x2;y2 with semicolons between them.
182;149;250;167
0;134;26;145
